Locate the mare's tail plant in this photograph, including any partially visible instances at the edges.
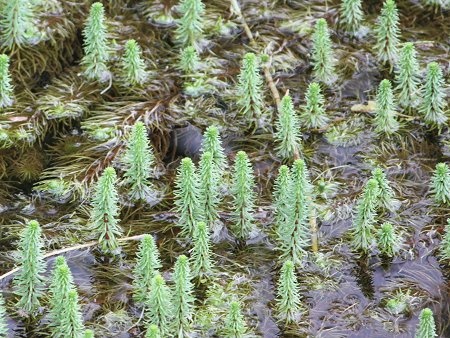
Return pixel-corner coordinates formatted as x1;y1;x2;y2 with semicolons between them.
395;42;420;109
146;325;161;338
81;2;109;81
230;151;257;240
172;255;195;337
133;234;162;303
0;54;14;108
236;53;264;126
420;62;447;129
49;256;75;335
223;301;248;338
199;151;221;229
0;0;38;49
84;330;94;338
273;165;292;239
90;167;122;254
374;0;401;67
190;221;214;279
371;167;399;212
339;0;364;34
121;121;155;201
311;19;335;84
178;46;200;74
175;0;205;49
377;222;402;257
201;126;227;172
121;39;148;87
13;220;46;315
274;93;302;160
145;274;173;335
374;79;399;135
174;157;201;238
439;218;450;261
352;178;379;253
278;159;312;265
275;260;302;323
415;308;436;338
430;163;450;205
58;289;85;338
0;294;8;336
300;82;329;129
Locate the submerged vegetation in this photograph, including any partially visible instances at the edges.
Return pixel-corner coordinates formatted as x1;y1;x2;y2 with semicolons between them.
0;0;448;337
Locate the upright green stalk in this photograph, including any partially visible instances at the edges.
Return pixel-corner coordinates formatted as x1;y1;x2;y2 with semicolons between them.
430;163;450;205
274;93;302;159
145;325;161;338
84;330;95;338
81;2;109;81
198;151;221;228
0;0;38;49
201;126;227;172
13;220;46;315
311;19;335;84
273;165;292;240
121;39;148;86
371;167;399;212
339;0;364;34
90;167;122;254
279;159;312;265
145;274;173;335
175;0;205;48
415;308;437;338
420;62;447;129
223;301;248;338
122;121;155;201
352;179;379;253
0;54;14;108
172;255;195;337
49;256;75;335
394;42;420;109
58;289;85;338
132;234;162;303
374;0;401;67
439;218;450;261
230;151;257;240
190;221;214;278
300;82;329;129
377;222;402;257
174;157;201;238
236;53;264;123
0;294;8;337
178;46;200;74
275;260;302;324
374;79;399;135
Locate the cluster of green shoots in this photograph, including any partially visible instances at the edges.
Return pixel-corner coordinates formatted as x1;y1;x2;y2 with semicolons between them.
415;308;437;338
0;54;14;108
430;163;450;205
311;19;335;84
339;0;364;34
374;0;401;67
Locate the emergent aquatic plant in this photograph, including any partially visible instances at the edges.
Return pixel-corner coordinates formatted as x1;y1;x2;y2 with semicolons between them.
175;0;205;48
275;260;302;324
90;167;122;254
190;221;214;278
174;157;201;238
0;0;38;49
415;308;437;338
339;0;364;34
81;2;109;81
199;151;221;229
274;93;302;159
371;167;400;212
395;42;420;109
439;218;450;261
236;53;264;124
13;220;46;315
374;79;399;135
374;0;401;67
178;46;200;74
146;324;161;338
230;151;257;240
273;165;292;239
172;255;195;337
430;163;450;205
0;54;14;108
84;329;94;338
352;178;380;253
0;294;8;336
377;222;402;257
311;18;335;84
121;121;155;201
300;82;329;129
121;39;148;87
57;289;85;338
278;159;312;265
201;125;227;172
132;234;162;303
223;301;248;338
145;274;173;335
420;62;447;129
48;256;75;335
